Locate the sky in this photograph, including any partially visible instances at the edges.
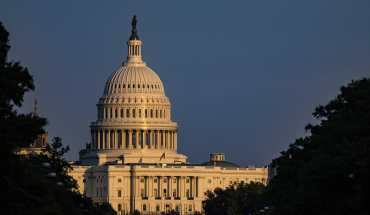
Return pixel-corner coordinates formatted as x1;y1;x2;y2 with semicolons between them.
1;1;369;167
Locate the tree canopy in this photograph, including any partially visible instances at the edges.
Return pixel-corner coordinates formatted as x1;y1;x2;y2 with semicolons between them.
266;78;370;215
202;182;265;215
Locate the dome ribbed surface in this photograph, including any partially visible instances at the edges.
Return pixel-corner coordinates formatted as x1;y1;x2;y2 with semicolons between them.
103;66;165;95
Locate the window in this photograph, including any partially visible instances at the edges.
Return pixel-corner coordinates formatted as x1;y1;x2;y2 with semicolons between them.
101;190;102;197
118;190;121;197
128;84;130;88
173;179;176;183
105;108;108;119
141;189;144;197
154;189;157;197
230;181;233;184
126;109;129;117
208;179;211;183
156;109;158;118
145;109;147;118
141;178;144;183
163;179;167;183
115;109;118;118
118;204;122;211
110;108;112;118
118;179;121;182
189;204;192;212
241;181;244;184
97;190;98;197
151;85;153;89
220;181;222;184
132;109;135;117
139;109;141;118
173;189;176;197
154;178;157;183
164;110;165;118
150;109;153;118
160;110;162;118
147;85;149;88
143;204;146;211
123;84;125;88
156;204;160;211
155;85;157;89
121;109;123;118
186;179;190;183
138;84;140;88
186;189;189;198
133;84;135;88
163;189;166;197
175;204;179;212
83;179;86;183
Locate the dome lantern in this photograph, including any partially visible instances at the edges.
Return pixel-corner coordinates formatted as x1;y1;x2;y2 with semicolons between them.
125;15;145;66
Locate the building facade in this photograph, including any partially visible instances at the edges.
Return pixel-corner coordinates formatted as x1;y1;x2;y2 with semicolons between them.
69;18;268;214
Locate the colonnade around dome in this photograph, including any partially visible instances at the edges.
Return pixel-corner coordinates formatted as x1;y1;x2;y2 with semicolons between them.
90;129;178;150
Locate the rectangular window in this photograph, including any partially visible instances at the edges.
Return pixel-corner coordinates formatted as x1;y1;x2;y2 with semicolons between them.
143;204;146;211
118;179;121;182
208;179;211;183
154;189;157;197
139;109;142;118
173;179;176;183
141;178;144;183
132;109;135;117
189;205;192;212
154;179;157;183
241;181;244;184
118;204;122;211
173;189;176;197
156;205;160;211
118;190;121;197
145;109;147;118
163;179;167;183
186;179;190;183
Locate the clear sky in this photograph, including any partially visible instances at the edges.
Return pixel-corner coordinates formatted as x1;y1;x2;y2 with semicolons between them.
1;1;369;167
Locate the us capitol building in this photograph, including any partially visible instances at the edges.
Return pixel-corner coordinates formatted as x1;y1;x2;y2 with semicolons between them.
69;17;268;214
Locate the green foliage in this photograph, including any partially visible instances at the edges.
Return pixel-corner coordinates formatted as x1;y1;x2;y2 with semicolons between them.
202;182;265;215
132;209;141;215
266;78;370;215
0;21;99;215
167;209;180;215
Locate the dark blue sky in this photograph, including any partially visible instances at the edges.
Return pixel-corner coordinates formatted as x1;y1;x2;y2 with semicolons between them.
1;1;369;167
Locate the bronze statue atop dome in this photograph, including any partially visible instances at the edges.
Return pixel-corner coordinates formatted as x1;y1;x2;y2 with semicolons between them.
129;15;139;40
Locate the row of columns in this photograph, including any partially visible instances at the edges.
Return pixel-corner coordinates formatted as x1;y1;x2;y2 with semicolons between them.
128;44;141;56
99;107;168;120
91;129;177;150
133;176;198;199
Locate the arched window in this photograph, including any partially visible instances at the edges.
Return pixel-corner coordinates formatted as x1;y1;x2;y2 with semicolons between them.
156;109;158;118
123;84;125;88
115;109;118;118
126;109;129;117
150;109;153;118
160;110;162;118
110;108;112;118
145;109;147;118
147;85;149;88
139;109;142;118
128;84;130;88
151;85;153;89
155;85;157;89
143;84;145;88
133;84;135;88
121;109;123;118
154;189;157;197
138;84;140;88
105;108;108;119
132;109;136;118
141;189;144;197
186;189;189;198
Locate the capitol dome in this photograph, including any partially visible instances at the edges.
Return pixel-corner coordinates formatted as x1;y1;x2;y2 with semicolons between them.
84;19;187;166
103;66;165;95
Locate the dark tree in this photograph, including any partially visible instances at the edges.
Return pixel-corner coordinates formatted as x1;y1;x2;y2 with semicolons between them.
202;182;265;215
266;78;370;215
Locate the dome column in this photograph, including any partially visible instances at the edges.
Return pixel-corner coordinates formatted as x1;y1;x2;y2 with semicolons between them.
97;131;100;149
143;130;147;149
148;130;152;149
135;130;139;149
101;130;105;149
174;130;178;150
90;130;94;149
114;130;118;149
128;130;133;149
166;131;170;149
121;130;126;149
107;130;111;149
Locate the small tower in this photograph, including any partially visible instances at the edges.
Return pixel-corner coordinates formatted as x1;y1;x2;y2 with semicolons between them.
210;153;225;162
34;99;39;117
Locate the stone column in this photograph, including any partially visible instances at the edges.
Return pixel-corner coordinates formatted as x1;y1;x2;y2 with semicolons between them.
160;176;163;198
148;130;152;149
97;131;100;149
169;176;173;198
122;130;126;149
182;176;186;198
128;130;133;149
174;130;178;150
115;130;118;149
135;130;139;149
166;131;170;149
156;130;160;149
102;130;105;149
138;176;141;198
90;130;94;149
107;130;111;149
143;130;147;149
151;176;154;198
